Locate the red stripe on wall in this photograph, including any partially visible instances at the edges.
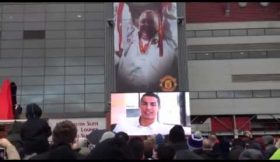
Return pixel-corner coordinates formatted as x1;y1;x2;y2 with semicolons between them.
186;2;280;23
211;116;251;132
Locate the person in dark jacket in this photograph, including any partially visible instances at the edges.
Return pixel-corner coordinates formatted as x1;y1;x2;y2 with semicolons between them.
20;103;51;158
239;148;264;160
128;137;145;160
10;82;17;118
157;144;175;160
262;135;277;159
228;138;245;160
168;125;203;160
31;120;84;160
86;137;134;160
6;121;24;158
115;131;129;144
168;125;188;151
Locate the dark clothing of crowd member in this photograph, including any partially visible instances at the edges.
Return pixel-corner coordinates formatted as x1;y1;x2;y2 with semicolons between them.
30;144;84;160
229;145;245;160
175;149;204;160
6;121;24;158
10;82;22;119
168;125;188;152
31;120;84;160
228;138;246;160
10;82;17;118
193;149;220;160
143;139;155;160
86;137;134;160
157;144;175;160
218;137;231;159
168;125;203;160
128;137;145;160
263;135;277;159
115;131;129;144
239;148;264;160
20;103;51;156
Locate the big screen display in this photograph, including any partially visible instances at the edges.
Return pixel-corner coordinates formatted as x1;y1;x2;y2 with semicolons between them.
111;92;191;136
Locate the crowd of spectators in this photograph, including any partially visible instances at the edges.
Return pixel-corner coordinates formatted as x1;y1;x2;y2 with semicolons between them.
1;103;280;160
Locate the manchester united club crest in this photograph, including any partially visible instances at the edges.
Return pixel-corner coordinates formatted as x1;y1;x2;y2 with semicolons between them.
159;75;178;92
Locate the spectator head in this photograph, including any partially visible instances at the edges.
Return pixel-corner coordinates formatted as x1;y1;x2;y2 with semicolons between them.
244;130;253;139
239;148;264;160
168;125;186;144
231;138;246;148
155;134;165;147
203;139;212;150
99;131;115;143
128;137;145;160
52;120;77;146
115;131;129;143
25;103;42;119
144;139;154;159
247;141;262;151
187;131;203;151
146;135;156;145
208;133;218;146
253;137;266;152
263;135;274;146
157;144;175;160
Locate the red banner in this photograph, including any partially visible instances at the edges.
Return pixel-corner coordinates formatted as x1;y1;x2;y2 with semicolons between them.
0;80;14;120
211;116;251;132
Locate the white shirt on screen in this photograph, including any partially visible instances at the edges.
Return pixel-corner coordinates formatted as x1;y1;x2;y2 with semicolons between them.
113;117;173;136
114;2;178;91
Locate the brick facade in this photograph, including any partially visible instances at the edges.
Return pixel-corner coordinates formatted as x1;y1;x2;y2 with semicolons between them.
186;2;280;23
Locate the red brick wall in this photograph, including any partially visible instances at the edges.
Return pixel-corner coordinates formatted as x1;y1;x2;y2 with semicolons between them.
211;116;251;132
186;2;280;23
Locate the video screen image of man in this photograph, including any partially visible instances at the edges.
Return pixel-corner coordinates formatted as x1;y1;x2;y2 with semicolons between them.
111;92;191;136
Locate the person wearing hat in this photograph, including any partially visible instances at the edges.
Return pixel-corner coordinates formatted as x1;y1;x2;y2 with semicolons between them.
99;131;115;143
187;131;203;151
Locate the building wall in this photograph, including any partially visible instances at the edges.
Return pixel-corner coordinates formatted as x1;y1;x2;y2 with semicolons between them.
0;3;106;117
186;3;280;115
1;2;279;117
189;59;280;91
186;2;280;23
0;2;187;119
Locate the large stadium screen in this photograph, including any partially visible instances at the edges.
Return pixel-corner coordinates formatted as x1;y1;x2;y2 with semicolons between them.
110;92;191;136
